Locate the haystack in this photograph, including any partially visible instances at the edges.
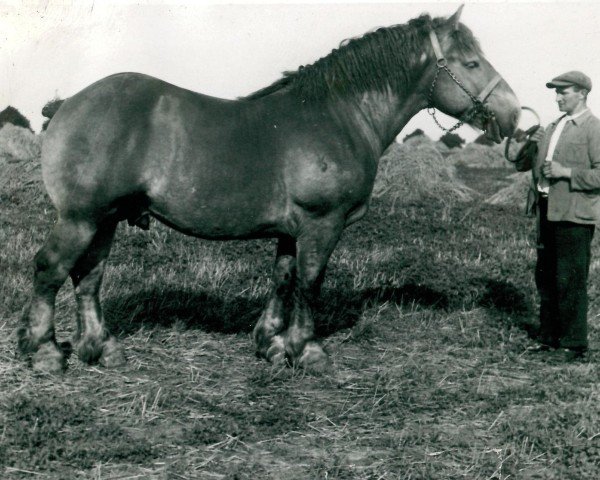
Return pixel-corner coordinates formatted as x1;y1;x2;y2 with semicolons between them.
0;124;41;162
0;125;45;205
484;171;532;210
448;143;510;168
373;141;476;209
402;133;434;148
448;139;523;168
401;133;455;157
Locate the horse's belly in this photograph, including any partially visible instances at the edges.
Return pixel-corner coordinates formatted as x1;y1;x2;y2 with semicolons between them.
147;186;284;239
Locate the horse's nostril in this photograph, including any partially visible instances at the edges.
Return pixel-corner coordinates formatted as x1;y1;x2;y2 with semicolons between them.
512;110;520;125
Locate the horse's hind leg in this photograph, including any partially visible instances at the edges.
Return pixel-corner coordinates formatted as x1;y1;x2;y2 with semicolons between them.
17;217;98;372
253;235;296;364
70;219;125;367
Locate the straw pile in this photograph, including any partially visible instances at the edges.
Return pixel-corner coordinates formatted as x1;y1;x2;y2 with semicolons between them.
0;124;41;162
373;139;476;209
402;134;434;148
447;142;502;168
0;125;45;205
485;171;532;210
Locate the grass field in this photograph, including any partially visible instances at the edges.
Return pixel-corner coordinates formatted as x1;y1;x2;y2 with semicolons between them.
1;139;599;479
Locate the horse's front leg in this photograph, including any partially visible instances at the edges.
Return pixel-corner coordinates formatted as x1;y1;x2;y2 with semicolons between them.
284;216;344;370
253;236;296;364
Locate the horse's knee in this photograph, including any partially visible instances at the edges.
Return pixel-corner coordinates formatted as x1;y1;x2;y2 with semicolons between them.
33;246;70;293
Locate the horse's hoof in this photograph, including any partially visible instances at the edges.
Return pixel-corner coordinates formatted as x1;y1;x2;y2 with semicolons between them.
32;343;66;374
99;337;126;368
76;336;104;364
265;335;286;365
298;341;330;373
59;341;74;360
15;325;38;357
77;335;125;367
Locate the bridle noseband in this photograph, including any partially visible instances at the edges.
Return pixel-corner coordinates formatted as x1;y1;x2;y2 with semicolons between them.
426;29;502;133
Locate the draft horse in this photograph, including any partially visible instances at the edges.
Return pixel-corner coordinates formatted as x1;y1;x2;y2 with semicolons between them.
18;7;520;372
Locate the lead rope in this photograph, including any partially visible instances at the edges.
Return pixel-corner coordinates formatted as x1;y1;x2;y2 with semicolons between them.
504;106;541;163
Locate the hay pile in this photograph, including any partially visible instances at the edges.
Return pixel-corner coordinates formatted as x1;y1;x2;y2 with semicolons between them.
373;140;477;208
0;124;41;162
0;125;45;206
447;142;504;168
402;134;455;156
402;134;435;148
485;171;532;210
446;139;524;169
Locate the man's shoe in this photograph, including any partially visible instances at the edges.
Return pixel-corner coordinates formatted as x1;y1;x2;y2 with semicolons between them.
545;347;589;362
526;343;553;353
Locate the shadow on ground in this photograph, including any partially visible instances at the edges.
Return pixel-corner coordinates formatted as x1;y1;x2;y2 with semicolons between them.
104;278;536;339
476;278;538;338
105;283;449;337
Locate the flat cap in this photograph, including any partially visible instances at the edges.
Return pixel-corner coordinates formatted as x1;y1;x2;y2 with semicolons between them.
546;71;592;91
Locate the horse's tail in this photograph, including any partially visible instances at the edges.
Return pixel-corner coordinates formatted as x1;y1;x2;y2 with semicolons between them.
42;99;65;119
41;99;66;131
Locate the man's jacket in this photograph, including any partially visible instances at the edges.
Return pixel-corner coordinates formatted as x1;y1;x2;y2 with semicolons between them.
515;109;600;224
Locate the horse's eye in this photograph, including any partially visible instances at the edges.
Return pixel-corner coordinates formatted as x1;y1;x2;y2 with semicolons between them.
465;61;480;69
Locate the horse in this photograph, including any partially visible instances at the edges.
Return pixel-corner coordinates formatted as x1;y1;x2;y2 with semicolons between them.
18;6;520;373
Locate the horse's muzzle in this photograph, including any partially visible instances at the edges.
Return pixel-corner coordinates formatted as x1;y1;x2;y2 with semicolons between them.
484;116;502;144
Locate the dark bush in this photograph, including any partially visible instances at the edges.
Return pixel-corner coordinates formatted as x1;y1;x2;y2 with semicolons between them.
439;132;465;149
403;128;426;143
0;106;32;131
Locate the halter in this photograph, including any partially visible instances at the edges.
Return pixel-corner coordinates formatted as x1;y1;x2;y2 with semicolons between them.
426;29;502;133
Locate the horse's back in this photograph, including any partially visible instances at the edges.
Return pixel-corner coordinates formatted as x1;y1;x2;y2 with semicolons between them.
41;73;287;235
41;73;181;214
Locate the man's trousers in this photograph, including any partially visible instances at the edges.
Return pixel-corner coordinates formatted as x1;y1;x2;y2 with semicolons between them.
536;196;594;349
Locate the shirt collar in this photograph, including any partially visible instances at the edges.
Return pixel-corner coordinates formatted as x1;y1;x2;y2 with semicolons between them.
562;108;591;125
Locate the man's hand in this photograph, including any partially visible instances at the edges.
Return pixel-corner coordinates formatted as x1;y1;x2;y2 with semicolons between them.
529;126;545;143
542;161;572;179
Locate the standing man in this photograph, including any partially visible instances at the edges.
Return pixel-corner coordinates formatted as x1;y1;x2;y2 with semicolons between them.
516;71;600;360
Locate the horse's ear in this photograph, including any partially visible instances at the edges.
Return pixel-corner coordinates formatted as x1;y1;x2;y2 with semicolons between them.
446;4;464;30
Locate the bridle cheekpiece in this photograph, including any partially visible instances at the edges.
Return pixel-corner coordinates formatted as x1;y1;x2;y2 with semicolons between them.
426;29;502;133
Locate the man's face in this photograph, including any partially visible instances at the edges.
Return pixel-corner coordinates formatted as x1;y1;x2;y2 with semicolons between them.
556;86;585;114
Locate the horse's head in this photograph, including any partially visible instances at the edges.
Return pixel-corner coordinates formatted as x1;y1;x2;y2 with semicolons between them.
425;6;520;143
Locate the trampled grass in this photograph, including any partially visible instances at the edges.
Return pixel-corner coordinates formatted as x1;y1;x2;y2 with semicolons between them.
1;142;599;479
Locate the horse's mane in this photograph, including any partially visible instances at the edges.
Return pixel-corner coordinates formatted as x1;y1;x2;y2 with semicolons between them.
243;14;481;101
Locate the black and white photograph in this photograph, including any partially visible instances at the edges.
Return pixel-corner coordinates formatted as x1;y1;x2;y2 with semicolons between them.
1;0;599;478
